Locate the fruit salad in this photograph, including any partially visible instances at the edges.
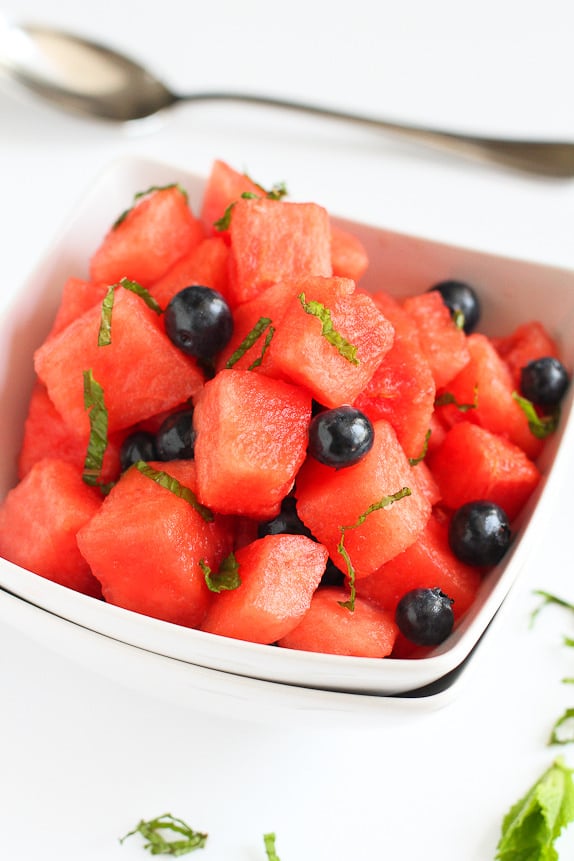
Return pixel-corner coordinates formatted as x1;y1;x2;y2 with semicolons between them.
0;159;569;660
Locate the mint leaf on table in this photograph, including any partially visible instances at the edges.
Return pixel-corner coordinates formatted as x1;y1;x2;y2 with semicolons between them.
263;832;281;861
120;813;207;855
495;758;574;860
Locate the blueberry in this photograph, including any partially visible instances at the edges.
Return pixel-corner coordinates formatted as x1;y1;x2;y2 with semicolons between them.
119;430;158;471
164;285;233;360
257;496;313;539
429;279;481;333
308;406;374;469
449;500;512;567
156;408;196;460
395;588;454;646
520;356;570;410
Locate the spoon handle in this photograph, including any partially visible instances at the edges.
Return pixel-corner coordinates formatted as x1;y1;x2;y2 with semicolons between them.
178;91;574;178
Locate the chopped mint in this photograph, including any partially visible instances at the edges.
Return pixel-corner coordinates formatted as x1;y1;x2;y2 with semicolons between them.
512;391;560;439
120;813;207;855
263;832;281;861
82;369;110;492
200;553;241;593
133;462;213;523
225;316;275;370
298;292;359;365
337;487;412;611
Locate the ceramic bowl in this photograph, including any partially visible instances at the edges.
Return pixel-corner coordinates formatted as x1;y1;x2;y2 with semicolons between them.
1;156;573;698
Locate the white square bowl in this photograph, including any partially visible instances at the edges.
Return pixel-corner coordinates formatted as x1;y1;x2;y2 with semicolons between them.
1;155;573;700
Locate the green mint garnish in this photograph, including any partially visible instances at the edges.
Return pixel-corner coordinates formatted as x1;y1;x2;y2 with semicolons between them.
263;832;281;861
298;292;359;365
530;590;574;627
98;277;162;346
453;309;465;330
82;369;111;492
113;183;187;229
225;316;275;370
120;813;207;855
213;191;260;231
337;487;412;611
495;758;574;860
133;462;213;522
512;391;560;439
549;709;574;746
200;553;241;593
408;429;431;466
434;386;478;412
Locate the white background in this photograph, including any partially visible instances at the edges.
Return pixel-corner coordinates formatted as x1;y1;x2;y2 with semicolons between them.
2;0;574;858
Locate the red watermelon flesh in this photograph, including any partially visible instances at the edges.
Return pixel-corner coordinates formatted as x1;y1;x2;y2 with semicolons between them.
435;332;543;460
0;458;102;597
492;320;561;388
355;289;436;460
267;276;395;408
427;420;541;520
46;277;109;340
76;460;233;628
18;381;123;485
200;159;264;237
277;587;398;657
193;369;312;519
90;185;205;287
34;288;205;436
356;513;481;620
149;236;231;310
402;290;470;388
200;534;328;644
227;196;332;306
330;223;369;281
295;419;432;579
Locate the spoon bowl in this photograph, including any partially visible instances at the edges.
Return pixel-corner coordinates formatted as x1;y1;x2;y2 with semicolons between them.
2;21;574;177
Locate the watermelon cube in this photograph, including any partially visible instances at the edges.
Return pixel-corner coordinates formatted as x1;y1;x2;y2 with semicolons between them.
0;458;102;597
492;320;561;388
295;419;432;579
90;185;205;287
267;276;395;408
330;223;369;281
149;236;231;310
277;587;398;657
402;290;470;388
77;460;234;628
34;288;205;436
227;196;332;305
193;369;312;519
200;159;264;236
200;534;328;644
427;420;541;520
356;514;481;619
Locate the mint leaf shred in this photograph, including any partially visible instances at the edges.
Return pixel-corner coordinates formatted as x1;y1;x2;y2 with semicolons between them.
133;461;214;522
337;487;412;611
530;590;574;627
434;386;478;412
512;391;560;439
408;429;431;466
97;278;162;346
200;553;241;593
98;285;116;346
82;369;110;490
225;316;274;370
495;758;574;860
549;709;574;746
119;276;163;314
120;812;207;855
213;191;260;231
298;292;359;365
263;832;281;861
113;183;187;229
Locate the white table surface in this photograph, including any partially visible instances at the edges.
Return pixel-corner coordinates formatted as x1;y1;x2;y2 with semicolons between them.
2;1;574;858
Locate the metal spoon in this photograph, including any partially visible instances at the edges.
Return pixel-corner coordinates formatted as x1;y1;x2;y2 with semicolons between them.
2;21;574;178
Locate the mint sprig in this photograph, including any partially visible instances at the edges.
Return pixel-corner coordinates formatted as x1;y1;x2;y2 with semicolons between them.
200;553;241;593
298;292;359;365
82;369;111;492
133;461;213;523
512;391;560;439
495;758;574;860
120;813;207;855
225;316;275;370
337;487;412;611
